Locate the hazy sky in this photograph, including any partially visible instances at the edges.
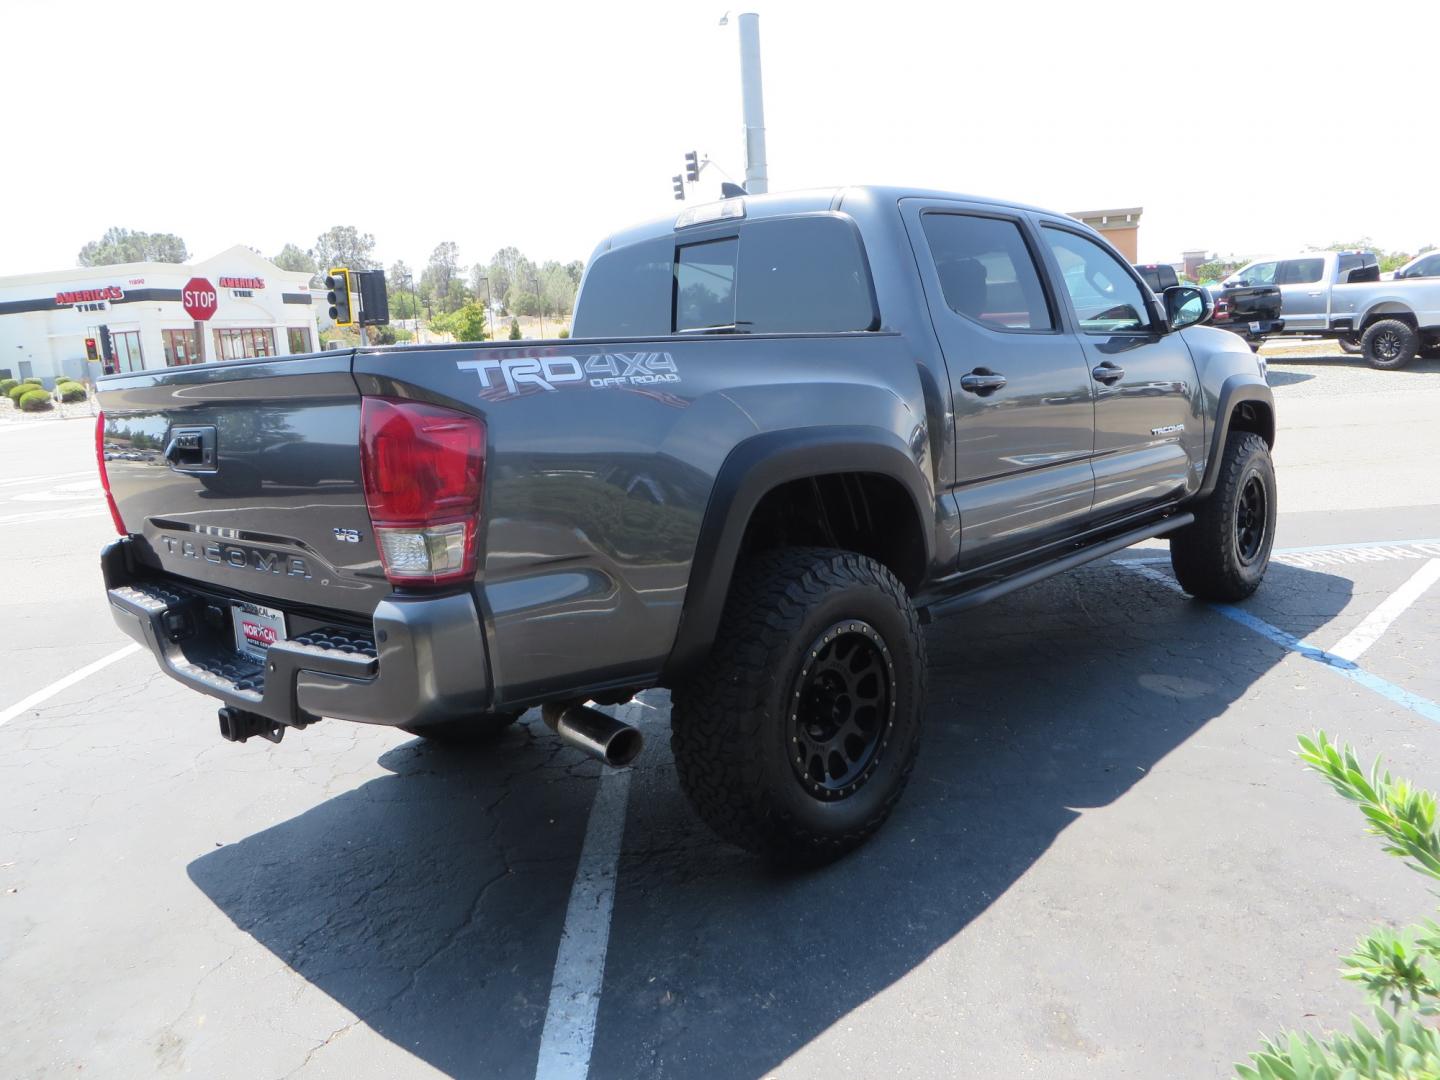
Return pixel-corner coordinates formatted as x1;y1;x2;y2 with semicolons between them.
4;0;1437;278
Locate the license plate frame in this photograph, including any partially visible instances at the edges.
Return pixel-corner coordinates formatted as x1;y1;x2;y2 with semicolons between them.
232;601;287;662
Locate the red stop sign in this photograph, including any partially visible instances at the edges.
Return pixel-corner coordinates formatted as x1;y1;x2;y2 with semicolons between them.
181;277;218;321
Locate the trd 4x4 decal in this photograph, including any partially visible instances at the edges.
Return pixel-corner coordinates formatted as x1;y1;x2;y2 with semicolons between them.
457;353;679;397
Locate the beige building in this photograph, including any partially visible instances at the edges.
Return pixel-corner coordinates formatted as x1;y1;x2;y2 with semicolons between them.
1068;207;1143;262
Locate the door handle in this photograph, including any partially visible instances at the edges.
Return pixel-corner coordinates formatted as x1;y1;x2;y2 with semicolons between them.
1092;362;1125;384
163;426;217;471
1307;291;1323;297
959;369;1007;396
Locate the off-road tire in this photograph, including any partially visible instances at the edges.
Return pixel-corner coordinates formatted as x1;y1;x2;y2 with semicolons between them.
1361;319;1418;370
1337;334;1363;355
1170;431;1276;601
670;547;925;865
401;711;521;745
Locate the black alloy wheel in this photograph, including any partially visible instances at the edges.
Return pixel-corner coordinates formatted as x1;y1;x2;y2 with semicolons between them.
789;621;894;800
1235;473;1268;565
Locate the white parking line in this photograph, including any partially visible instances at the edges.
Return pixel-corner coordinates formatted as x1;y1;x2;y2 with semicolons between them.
534;699;643;1080
1330;558;1440;662
0;505;105;526
0;470;92;489
0;643;140;729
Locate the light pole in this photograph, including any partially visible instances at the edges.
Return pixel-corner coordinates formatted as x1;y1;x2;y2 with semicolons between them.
720;11;769;194
477;274;495;339
404;271;421;340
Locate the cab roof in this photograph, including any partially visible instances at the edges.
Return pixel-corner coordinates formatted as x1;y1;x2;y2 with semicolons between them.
592;185;1073;257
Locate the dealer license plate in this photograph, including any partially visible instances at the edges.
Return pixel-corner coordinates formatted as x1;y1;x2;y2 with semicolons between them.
232;602;287;662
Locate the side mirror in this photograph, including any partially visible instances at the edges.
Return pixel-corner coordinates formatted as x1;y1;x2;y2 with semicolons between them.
1164;285;1212;330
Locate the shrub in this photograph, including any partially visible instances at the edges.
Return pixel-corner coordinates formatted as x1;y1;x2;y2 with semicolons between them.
1238;733;1440;1078
557;327;570;339
0;379;16;395
23;378;42;386
508;318;522;340
58;383;87;402
8;384;33;404
18;389;53;412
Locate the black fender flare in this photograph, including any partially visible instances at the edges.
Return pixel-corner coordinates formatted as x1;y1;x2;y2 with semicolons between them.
662;425;934;680
1197;374;1275;499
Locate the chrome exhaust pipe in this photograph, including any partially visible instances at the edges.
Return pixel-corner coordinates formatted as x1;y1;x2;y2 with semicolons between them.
541;701;643;767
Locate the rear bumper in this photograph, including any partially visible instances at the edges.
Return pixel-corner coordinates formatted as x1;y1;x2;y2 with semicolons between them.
102;538;492;728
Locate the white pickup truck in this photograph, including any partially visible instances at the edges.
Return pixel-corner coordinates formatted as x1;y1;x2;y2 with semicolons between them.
1223;251;1440;368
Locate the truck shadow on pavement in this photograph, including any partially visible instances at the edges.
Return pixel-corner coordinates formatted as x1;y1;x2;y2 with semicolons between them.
188;560;1353;1080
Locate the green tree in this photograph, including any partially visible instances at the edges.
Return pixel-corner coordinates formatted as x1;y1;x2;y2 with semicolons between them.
1196;259;1243;284
420;240;466;312
387;260;420;321
487;247;525;313
270;243;317;275
313;226;376;271
433;301;488;342
508;318;522;340
540;260;577;319
78;227;188;266
1238;733;1440;1078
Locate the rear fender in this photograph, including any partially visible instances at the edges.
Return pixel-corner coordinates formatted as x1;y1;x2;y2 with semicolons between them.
662;426;933;680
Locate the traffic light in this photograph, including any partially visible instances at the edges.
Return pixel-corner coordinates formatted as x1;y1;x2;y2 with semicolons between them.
326;269;354;326
355;270;390;326
672;175;685;201
98;326;115;373
684;151;700;183
85;337;98;361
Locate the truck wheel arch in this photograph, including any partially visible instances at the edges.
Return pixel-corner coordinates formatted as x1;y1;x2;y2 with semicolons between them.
1198;376;1274;500
1361;303;1418;331
663;426;933;681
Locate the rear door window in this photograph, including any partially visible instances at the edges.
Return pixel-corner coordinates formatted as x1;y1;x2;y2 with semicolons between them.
920;213;1054;331
1278;258;1325;285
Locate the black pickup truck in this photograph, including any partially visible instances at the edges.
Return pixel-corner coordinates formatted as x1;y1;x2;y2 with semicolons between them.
95;187;1276;863
1134;263;1283;349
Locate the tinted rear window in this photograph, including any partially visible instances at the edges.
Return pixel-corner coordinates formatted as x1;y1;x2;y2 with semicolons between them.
573;214;877;337
921;213;1054;331
1278;258;1324;285
571;237;674;337
736;216;876;333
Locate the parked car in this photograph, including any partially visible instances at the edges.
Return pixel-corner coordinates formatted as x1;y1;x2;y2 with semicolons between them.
1394;251;1440;281
1224;251;1440;367
1134;263;1180;293
1134;262;1282;350
94;186;1276;864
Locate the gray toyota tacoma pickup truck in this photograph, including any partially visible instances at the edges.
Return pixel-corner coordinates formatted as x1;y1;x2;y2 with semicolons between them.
95;186;1277;863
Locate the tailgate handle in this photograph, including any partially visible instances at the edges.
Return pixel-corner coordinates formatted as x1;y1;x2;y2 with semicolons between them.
164;426;217;471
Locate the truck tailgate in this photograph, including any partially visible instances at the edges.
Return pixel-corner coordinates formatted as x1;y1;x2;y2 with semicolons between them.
97;352;385;617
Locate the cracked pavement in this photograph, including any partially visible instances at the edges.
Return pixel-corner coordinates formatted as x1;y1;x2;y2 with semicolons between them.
3;351;1440;1078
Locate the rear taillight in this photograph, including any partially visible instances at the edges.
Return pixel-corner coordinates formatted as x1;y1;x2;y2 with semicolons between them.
95;411;128;536
358;397;486;587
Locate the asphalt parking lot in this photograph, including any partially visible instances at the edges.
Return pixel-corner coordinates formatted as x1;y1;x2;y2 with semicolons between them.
3;348;1440;1079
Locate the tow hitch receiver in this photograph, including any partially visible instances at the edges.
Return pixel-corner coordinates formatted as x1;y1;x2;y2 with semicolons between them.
218;707;285;744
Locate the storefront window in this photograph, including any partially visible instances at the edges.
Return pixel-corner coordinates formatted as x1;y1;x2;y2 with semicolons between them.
286;327;312;354
213;327;276;361
162;329;201;367
113;330;144;373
